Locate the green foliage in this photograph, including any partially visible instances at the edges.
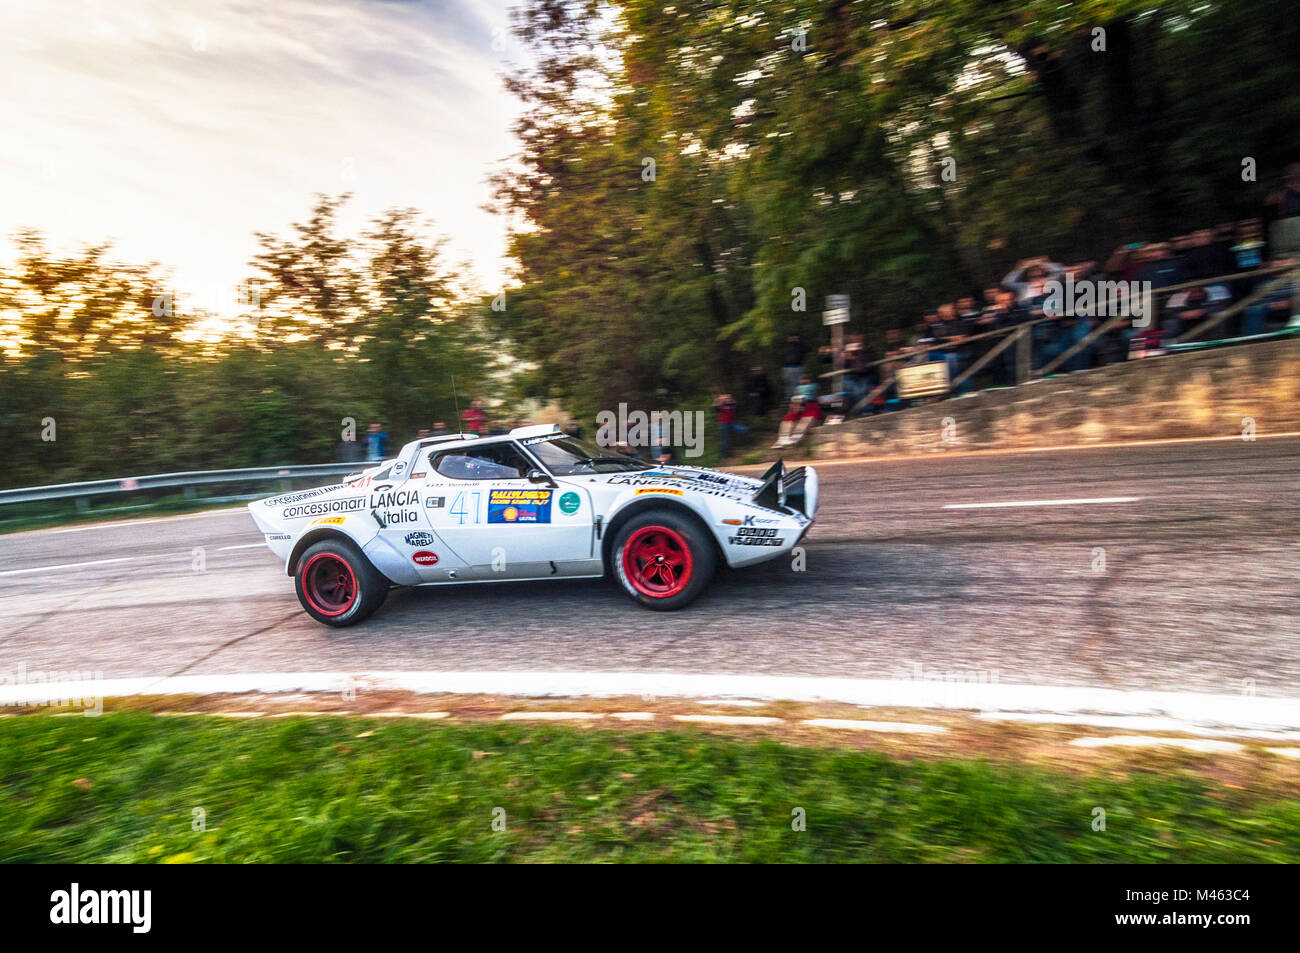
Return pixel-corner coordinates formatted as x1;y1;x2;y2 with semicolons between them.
495;0;1300;407
3;2;1298;485
0;196;490;488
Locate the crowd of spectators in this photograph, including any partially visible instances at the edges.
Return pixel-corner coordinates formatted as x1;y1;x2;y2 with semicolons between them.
701;165;1300;457
819;165;1299;423
893;221;1295;398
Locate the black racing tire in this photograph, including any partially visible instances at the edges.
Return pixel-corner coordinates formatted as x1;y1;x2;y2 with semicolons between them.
294;538;389;627
611;509;716;610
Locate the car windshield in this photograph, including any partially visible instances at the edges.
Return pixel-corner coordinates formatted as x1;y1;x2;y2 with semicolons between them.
526;436;653;475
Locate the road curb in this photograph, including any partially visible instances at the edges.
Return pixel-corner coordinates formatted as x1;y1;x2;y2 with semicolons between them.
4;670;1299;733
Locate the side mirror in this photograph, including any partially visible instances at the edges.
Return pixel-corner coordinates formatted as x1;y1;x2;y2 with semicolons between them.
527;468;557;488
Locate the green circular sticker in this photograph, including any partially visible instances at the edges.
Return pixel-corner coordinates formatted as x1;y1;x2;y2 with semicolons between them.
558;492;581;514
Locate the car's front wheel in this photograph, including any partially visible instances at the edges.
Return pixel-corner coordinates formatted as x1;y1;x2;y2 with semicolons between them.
611;510;716;610
294;538;389;626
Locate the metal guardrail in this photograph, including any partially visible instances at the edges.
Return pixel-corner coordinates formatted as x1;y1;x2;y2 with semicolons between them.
0;463;363;508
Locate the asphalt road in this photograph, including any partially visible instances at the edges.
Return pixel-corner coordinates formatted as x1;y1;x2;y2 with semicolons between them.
1;437;1297;697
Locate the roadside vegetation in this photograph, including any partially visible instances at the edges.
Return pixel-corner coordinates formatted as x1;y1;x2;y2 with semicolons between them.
4;3;1298;492
2;712;1297;863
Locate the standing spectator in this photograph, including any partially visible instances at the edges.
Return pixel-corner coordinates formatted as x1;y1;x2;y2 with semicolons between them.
841;340;875;415
982;289;1027;384
460;399;487;435
713;393;749;459
1054;261;1102;372
955;296;981;336
975;285;1006;346
1107;243;1148;283
364;422;388;462
1136;242;1190;291
1003;256;1064;304
780;334;807;400
949;297;981;390
1230;219;1268;300
1163;284;1231;338
1266;163;1300;256
1231;220;1267;271
744;365;774;418
1241;255;1297;336
431;421;448;437
339;432;363;463
649;412;673;462
563;415;583;439
922;302;964;385
1020;282;1058;372
1184;229;1232;281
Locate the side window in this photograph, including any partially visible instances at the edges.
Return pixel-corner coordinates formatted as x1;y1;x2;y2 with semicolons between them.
432;443;532;481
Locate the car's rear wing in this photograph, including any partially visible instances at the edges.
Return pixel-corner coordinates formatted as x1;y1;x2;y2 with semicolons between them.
752;460;817;517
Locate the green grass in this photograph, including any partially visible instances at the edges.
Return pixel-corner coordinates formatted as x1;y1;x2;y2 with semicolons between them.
2;712;1297;863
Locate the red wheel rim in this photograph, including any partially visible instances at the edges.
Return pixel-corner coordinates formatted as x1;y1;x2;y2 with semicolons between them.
621;525;693;598
302;553;357;616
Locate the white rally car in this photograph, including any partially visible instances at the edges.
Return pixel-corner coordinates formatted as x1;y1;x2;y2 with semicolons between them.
248;424;817;625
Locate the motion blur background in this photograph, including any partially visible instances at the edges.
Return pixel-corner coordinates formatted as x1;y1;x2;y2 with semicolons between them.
3;1;1300;869
1;0;1298;485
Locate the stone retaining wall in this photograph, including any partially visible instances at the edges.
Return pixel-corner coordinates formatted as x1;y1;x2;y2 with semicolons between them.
810;338;1300;457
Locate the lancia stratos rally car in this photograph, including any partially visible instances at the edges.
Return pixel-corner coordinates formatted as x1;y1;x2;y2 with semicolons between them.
248;424;818;625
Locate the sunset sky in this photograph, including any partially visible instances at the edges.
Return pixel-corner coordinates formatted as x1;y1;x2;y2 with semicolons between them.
0;0;526;320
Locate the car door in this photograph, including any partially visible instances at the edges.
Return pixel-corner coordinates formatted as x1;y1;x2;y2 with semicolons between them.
362;470;469;582
423;441;594;578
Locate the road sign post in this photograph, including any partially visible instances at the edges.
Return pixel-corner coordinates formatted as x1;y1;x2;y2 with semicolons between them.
824;295;850;379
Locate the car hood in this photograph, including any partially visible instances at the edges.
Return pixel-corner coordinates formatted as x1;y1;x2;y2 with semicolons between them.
586;465;763;501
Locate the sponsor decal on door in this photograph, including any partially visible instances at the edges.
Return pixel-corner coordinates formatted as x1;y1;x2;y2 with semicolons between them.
487;488;552;523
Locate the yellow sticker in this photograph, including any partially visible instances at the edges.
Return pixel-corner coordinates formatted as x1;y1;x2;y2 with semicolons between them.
311;516;347;525
635;487;683;496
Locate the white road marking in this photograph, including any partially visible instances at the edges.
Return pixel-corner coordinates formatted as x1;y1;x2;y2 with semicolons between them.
0;544;267;576
944;497;1140;509
803;719;947;734
1069;736;1242;753
0;555;145;577
674;714;782;726
500;711;603;721
3;671;1299;733
610;712;656;721
1267;748;1300;759
976;711;1300;741
40;508;245;535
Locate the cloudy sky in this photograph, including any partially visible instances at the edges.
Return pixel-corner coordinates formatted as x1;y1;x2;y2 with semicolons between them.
0;0;526;318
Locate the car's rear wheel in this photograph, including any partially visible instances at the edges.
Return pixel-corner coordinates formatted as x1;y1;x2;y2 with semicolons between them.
294;538;389;627
612;510;715;610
